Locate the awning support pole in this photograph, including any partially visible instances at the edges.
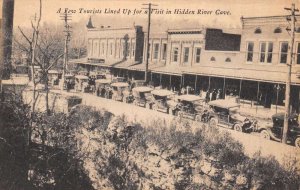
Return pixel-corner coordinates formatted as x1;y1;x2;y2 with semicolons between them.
223;77;226;99
239;79;242;98
195;75;197;94
160;73;162;86
256;81;260;113
276;83;279;114
208;76;211;91
169;75;172;90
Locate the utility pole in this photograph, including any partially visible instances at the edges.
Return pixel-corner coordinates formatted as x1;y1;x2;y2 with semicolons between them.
60;12;72;91
142;3;157;83
283;4;298;144
1;0;15;81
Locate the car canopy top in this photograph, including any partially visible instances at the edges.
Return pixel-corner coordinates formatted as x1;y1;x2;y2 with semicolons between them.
272;112;298;121
95;79;112;84
111;82;129;88
65;74;74;78
208;99;240;109
132;86;153;93
75;75;89;80
151;89;175;97
177;94;204;102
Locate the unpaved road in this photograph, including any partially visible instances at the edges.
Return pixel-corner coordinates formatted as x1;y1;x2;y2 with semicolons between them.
49;90;300;164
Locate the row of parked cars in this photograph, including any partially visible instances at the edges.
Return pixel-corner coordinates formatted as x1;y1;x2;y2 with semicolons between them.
67;72;300;148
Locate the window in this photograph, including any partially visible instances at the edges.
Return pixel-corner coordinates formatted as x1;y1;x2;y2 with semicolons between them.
110;43;113;55
162;44;167;60
297;43;300;65
254;28;262;34
172;47;179;62
274;27;282;33
279;42;288;64
102;43;105;55
259;42;273;63
183;47;189;63
195;48;201;63
132;44;135;57
153;43;159;59
246;42;254;62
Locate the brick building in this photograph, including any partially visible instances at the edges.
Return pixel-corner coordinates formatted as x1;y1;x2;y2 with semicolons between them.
71;16;300;113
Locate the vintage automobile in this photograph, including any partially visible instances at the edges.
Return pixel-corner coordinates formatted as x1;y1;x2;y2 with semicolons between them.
173;94;207;121
130;80;146;90
132;86;153;107
89;71;106;80
74;75;89;92
111;82;131;102
112;77;127;83
148;89;176;114
257;113;300;147
95;79;112;98
207;99;254;131
59;74;75;90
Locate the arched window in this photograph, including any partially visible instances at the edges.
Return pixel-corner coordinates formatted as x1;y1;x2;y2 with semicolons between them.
210;57;216;61
225;57;231;62
254;28;262;34
274;27;282;33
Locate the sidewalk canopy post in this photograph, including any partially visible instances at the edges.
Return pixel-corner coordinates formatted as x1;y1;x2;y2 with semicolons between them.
256;81;260;113
239;79;242;98
208;76;211;91
223;77;226;98
160;73;162;86
195;75;198;94
169;75;172;89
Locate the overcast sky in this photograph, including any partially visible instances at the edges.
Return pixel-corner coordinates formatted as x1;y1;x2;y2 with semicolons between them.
4;0;300;30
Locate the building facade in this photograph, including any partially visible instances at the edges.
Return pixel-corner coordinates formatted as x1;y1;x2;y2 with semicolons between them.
72;16;300;113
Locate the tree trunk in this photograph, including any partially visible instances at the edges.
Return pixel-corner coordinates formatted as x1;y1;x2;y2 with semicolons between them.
1;0;15;79
45;72;50;115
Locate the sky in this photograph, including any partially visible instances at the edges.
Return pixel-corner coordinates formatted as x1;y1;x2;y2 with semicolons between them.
2;0;300;30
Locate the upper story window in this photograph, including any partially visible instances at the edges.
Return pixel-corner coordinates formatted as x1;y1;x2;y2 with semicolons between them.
297;43;300;65
274;27;282;33
109;42;113;56
183;47;190;63
153;43;159;59
279;42;288;64
210;57;216;62
132;43;135;57
172;47;179;62
259;42;273;63
162;44;167;60
246;42;254;62
254;28;262;34
195;48;201;63
101;43;105;55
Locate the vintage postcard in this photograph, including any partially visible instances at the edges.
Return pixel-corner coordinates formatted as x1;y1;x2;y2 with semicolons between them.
1;0;300;189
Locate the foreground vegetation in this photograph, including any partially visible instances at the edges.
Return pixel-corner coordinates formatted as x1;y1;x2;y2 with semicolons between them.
0;91;299;190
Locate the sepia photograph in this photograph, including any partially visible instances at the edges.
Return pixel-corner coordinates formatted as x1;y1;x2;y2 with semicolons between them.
0;0;300;189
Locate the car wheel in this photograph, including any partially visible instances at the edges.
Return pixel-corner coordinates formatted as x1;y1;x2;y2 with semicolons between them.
177;111;183;118
145;103;151;109
234;124;243;132
195;115;202;122
294;137;300;148
152;104;158;111
260;130;270;140
209;118;218;127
